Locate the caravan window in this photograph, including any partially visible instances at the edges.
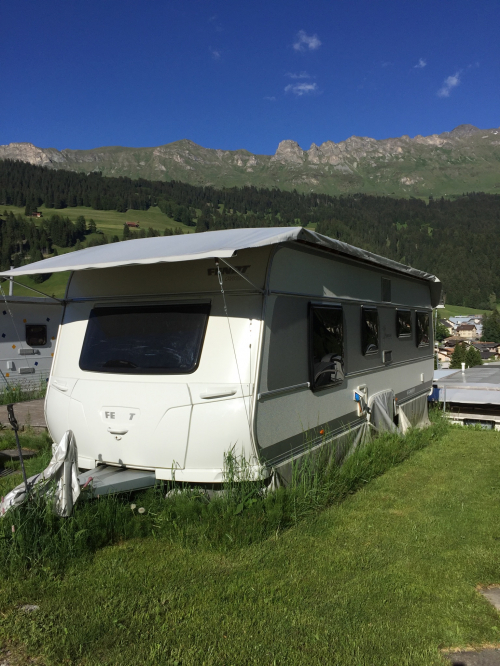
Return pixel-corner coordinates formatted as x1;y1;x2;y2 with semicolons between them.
309;304;345;391
416;311;430;347
26;324;47;347
79;303;210;374
396;310;412;338
361;307;379;355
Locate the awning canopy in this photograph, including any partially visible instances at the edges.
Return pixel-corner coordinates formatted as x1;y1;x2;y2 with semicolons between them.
0;227;442;305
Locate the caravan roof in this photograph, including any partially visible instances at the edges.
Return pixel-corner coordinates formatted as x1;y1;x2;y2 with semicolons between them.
0;227;442;305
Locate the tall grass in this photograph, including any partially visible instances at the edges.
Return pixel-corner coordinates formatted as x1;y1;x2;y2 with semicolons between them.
0;380;47;406
0;410;448;577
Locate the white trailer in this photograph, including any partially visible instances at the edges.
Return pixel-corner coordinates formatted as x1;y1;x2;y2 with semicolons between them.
0;228;441;484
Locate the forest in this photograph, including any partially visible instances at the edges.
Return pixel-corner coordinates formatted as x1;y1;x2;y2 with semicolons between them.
1;158;500;307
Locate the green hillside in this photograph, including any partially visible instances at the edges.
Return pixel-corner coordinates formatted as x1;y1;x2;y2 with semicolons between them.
2;160;500;307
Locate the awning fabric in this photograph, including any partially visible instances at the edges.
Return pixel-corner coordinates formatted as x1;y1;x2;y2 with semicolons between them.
0;227;441;305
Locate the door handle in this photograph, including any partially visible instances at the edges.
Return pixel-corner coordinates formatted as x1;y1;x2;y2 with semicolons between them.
107;428;128;435
200;390;237;399
52;381;68;392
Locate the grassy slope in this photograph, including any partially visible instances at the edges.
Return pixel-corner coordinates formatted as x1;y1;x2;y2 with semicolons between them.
1;205;195;298
1;426;500;665
440;304;493;319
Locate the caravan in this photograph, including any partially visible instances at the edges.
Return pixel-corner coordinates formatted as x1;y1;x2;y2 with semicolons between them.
0;295;62;389
0;228;440;483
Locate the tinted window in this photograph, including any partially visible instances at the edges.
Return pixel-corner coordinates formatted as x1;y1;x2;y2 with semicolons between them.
361;307;379;355
396;310;412;338
416;311;430;347
80;303;210;374
26;324;47;347
309;304;344;391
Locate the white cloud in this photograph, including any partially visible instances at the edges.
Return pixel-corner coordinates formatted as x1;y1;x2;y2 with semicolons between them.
286;71;311;79
293;31;321;52
437;71;460;97
285;82;318;96
414;58;427;69
210;49;221;60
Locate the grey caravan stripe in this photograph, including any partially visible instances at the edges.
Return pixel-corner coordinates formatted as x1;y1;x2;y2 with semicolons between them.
395;379;433;404
258;410;364;467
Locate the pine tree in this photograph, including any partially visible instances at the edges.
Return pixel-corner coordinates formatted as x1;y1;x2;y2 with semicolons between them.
123;223;131;240
450;342;467;369
88;219;97;234
465;346;483;368
482;311;500;343
75;216;86;238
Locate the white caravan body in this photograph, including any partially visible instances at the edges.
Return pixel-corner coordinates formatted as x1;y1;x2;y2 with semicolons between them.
0;228;441;482
0;296;62;388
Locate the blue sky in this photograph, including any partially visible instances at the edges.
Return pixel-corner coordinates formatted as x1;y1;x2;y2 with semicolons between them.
1;0;498;154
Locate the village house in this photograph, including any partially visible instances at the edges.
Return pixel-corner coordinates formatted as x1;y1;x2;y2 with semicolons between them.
456;324;478;339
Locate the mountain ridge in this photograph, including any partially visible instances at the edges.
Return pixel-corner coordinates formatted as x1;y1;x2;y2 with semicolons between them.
1;124;499;197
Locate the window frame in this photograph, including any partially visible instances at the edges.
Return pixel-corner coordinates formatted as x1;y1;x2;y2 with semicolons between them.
396;309;412;339
416;310;431;348
361;306;379;356
79;301;211;375
308;302;345;392
25;324;47;347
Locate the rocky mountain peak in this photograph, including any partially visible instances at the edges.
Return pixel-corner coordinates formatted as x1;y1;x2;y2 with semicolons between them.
272;140;305;164
447;124;481;138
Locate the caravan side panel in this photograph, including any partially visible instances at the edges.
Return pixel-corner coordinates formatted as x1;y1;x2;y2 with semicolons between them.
255;245;434;467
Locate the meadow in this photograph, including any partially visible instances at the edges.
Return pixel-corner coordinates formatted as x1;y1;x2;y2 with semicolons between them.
1;417;500;665
1;204;194;298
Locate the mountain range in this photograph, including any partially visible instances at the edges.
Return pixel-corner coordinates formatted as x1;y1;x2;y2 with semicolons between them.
1;124;500;197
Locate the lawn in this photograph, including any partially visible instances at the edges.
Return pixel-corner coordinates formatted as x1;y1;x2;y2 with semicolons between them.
440;303;493;319
1;422;500;665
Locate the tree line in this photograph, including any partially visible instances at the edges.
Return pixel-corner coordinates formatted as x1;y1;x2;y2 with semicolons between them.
1;159;500;307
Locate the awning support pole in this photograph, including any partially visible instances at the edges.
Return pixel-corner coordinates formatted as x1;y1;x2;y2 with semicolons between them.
216;258;265;294
0;278;64;303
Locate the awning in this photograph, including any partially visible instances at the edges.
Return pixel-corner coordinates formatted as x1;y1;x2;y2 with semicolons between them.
0;227;442;305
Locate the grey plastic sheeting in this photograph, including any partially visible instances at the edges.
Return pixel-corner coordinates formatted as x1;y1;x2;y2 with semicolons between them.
369;390;398;433
368;390;430;435
0;227;442;306
398;394;430;433
0;430;80;518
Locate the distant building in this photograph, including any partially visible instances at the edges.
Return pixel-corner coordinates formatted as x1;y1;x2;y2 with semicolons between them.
456;324;478;339
438;318;455;333
31;211;43;218
126;221;140;228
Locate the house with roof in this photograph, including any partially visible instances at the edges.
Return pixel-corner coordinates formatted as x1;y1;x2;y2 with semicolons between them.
456;324;478;339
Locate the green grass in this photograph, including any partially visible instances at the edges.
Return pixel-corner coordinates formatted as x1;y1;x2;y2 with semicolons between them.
9;271;70;299
439;303;493;319
2;419;500;664
0;382;47;407
1;204;196;299
2;204;195;237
